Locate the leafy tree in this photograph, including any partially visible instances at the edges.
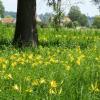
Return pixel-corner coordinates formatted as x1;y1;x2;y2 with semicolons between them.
79;14;88;26
68;6;88;27
73;21;79;28
68;6;81;22
0;0;5;18
48;0;63;30
92;15;100;28
66;21;73;28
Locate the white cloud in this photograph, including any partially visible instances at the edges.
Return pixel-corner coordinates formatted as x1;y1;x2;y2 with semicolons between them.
2;0;17;12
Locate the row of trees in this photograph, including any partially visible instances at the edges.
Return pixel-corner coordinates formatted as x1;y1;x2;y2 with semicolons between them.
47;1;99;28
39;6;99;29
67;5;100;28
47;1;88;28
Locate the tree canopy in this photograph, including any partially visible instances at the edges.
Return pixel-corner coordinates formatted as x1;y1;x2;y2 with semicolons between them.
68;6;81;22
68;6;88;27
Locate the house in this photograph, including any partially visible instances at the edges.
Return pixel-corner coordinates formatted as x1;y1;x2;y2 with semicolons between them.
36;16;42;23
1;17;16;24
60;16;71;26
61;16;71;23
1;16;41;24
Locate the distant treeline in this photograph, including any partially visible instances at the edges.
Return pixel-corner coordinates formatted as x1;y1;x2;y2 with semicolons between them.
4;11;16;18
3;11;95;27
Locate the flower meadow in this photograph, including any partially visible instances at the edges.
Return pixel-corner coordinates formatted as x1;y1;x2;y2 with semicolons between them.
0;26;100;100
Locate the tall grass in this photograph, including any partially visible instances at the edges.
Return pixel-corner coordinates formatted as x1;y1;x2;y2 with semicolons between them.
0;25;100;100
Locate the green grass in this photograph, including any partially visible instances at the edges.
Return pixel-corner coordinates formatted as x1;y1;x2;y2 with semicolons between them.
0;25;100;100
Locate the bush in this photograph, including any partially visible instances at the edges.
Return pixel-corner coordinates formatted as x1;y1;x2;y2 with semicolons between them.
92;16;100;28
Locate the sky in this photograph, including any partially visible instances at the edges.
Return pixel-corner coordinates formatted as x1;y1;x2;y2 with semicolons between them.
2;0;100;17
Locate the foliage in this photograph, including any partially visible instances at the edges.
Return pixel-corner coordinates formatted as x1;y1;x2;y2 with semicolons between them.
68;6;81;22
48;0;63;29
65;21;73;28
0;0;5;18
79;14;88;26
68;6;88;27
73;21;79;27
0;24;14;42
93;15;100;28
0;24;100;99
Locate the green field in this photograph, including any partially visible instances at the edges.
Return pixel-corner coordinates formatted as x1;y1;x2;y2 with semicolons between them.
0;25;100;100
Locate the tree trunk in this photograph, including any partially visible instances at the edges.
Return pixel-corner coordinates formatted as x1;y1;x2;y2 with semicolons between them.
13;0;38;47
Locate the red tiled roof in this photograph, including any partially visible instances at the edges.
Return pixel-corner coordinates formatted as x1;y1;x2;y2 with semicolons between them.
1;18;15;24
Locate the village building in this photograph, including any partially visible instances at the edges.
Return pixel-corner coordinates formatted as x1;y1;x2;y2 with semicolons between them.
0;16;41;24
1;17;16;24
60;16;71;26
36;16;42;23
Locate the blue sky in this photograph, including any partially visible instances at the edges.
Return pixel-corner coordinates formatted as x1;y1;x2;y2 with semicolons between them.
2;0;100;17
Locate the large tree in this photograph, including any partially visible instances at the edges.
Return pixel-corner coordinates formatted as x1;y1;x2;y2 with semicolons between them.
13;0;38;47
68;6;88;27
0;0;5;18
68;6;81;22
